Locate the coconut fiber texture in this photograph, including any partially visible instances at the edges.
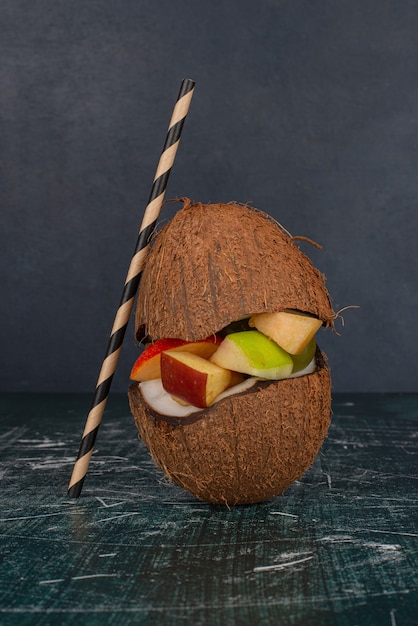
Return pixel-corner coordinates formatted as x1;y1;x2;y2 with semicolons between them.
129;350;331;506
135;199;335;343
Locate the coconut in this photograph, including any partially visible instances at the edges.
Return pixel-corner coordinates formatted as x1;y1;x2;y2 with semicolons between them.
129;199;335;506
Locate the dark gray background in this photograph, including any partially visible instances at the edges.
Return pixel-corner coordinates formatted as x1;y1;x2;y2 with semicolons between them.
1;1;417;393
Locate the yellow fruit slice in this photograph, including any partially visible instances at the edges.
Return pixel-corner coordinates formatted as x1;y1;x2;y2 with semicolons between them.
249;310;322;355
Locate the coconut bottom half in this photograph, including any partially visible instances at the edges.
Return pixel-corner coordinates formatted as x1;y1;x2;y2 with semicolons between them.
128;350;331;506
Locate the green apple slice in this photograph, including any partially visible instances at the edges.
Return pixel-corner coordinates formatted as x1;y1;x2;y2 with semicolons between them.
291;338;317;373
210;330;293;380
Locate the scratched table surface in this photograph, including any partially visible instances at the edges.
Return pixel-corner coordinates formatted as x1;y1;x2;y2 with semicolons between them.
0;393;417;626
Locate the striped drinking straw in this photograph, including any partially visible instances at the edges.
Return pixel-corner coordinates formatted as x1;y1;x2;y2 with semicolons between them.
68;78;196;498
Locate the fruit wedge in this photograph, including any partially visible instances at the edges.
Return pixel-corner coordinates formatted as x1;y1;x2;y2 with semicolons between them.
210;330;293;380
249;310;322;355
161;351;232;408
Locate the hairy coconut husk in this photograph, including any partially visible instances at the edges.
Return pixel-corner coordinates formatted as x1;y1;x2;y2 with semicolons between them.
129;350;331;506
135;199;335;343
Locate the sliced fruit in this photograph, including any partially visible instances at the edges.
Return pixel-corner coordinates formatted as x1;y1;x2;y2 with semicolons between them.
161;351;232;408
249;310;322;355
291;338;317;373
130;335;222;382
210;330;293;380
130;338;187;381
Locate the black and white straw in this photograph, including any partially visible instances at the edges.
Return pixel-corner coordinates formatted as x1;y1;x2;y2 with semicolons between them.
68;78;196;498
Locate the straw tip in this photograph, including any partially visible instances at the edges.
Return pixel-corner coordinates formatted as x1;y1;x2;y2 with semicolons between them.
182;78;196;89
67;481;83;499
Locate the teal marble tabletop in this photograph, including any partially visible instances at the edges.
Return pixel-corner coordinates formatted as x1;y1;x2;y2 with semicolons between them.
0;393;417;625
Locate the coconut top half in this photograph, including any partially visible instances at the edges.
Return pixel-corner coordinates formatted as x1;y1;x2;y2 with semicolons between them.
135;199;335;343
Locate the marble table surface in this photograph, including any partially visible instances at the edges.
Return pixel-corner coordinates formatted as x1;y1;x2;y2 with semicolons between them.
0;392;417;625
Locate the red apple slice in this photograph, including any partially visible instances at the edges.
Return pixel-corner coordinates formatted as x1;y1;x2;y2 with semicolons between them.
161;351;232;408
130;335;222;382
130;338;187;381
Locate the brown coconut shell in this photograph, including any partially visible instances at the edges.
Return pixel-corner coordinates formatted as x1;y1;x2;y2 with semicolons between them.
129;349;331;506
135;199;335;343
